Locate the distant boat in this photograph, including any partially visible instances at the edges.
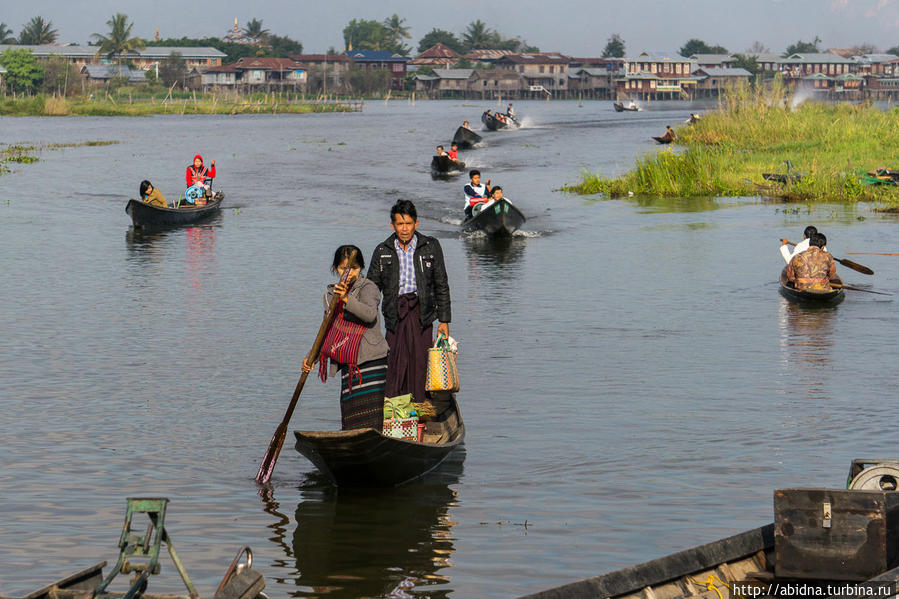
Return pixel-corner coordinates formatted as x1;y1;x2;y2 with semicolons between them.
452;126;482;149
462;198;526;237
651;135;674;144
430;155;465;177
613;101;640;112
126;194;224;228
481;110;519;131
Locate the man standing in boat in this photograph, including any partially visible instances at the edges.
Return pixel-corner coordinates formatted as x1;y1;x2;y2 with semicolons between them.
368;200;451;404
786;233;836;291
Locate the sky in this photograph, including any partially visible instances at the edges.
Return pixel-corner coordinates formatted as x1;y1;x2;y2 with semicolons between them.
5;0;899;56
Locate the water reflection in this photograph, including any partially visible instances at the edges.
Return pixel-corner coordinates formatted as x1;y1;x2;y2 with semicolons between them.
777;300;837;400
277;449;464;598
463;235;528;284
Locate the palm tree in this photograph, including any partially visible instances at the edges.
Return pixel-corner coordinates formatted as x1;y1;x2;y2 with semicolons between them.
91;13;145;75
462;20;494;50
242;18;269;43
383;14;410;45
0;23;15;44
18;16;57;45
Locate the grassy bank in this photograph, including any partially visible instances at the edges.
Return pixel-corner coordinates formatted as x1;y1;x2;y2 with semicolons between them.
565;79;899;203
0;94;360;117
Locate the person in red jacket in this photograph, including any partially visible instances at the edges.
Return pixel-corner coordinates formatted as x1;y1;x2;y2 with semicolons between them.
185;154;216;188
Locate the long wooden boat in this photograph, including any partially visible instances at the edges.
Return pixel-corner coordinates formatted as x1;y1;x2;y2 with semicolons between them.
520;521;899;599
481;110;519;131
652;135;674;144
430;155;466;176
126;193;224;228
462;198;526;237
779;267;844;305
613;102;640;112
3;558;265;599
294;394;465;487
452;125;483;149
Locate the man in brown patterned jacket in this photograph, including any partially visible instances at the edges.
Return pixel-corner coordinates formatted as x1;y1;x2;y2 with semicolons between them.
786;233;836;291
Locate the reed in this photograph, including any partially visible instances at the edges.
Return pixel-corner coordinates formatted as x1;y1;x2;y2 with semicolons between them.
567;78;899;204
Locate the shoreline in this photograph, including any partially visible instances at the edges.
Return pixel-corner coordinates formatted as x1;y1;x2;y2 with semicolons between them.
0;94;362;117
564;81;899;205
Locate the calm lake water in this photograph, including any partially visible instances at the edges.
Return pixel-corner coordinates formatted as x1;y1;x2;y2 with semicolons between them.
2;100;899;598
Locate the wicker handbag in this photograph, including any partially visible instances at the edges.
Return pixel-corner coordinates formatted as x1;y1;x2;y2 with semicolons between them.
425;334;460;392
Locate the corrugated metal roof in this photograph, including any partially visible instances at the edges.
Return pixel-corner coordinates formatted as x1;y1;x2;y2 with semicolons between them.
417;43;460;59
631;52;695;62
696;67;752;77
81;64;146;82
431;69;474;79
344;50;409;62
690;54;732;64
784;53;854;64
137;47;226;58
575;68;610;76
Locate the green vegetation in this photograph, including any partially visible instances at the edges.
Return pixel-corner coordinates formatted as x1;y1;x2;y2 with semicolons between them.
0;93;358;116
0;140;117;174
565;78;899;204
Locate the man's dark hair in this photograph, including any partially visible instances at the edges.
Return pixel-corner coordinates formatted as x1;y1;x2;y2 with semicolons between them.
469;169;480;178
491;186;502;195
331;245;365;273
139;180;152;197
810;233;826;248
803;226;818;238
390;199;418;222
451;142;458;148
436;145;444;151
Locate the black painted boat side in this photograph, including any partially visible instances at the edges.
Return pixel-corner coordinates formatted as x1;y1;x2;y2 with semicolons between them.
461;199;526;237
779;267;844;305
452;126;482;149
125;195;224;228
430;155;466;175
294;396;465;487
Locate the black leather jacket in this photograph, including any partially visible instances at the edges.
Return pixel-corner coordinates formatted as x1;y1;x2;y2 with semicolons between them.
367;232;452;332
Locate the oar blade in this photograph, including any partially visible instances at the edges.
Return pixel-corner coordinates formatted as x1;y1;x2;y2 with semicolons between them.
836;257;874;275
256;425;288;484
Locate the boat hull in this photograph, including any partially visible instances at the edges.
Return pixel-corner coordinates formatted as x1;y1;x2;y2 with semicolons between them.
613;102;639;112
779;267;844;305
294;396;465;487
430;155;465;176
481;111;518;131
462;199;526;237
126;195;223;228
452;126;482;149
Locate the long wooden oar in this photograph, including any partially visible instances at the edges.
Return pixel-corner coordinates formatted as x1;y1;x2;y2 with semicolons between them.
847;252;899;256
831;283;892;296
784;239;874;275
255;261;353;485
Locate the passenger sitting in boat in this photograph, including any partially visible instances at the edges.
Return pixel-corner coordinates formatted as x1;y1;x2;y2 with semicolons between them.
780;226;827;264
658;126;675;143
185;154;216;193
301;245;390;431
463;170;492;218
139;180;167;208
448;143;459;162
462;120;471;129
786;233;836;291
507;103;516;118
435;145;447;157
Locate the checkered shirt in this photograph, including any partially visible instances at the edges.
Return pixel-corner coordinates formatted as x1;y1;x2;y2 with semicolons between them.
394;235;418;295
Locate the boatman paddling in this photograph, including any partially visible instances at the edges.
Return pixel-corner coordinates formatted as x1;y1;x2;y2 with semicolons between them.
368;200;452;405
785;233;836;291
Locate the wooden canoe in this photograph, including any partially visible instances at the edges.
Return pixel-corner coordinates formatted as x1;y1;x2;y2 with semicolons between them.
430;155;466;176
779;267;844;306
520;521;899;598
481;110;519;131
652;135;674;144
452;126;482;149
294;393;465;487
126;193;224;228
462;198;526;237
2;559;266;599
